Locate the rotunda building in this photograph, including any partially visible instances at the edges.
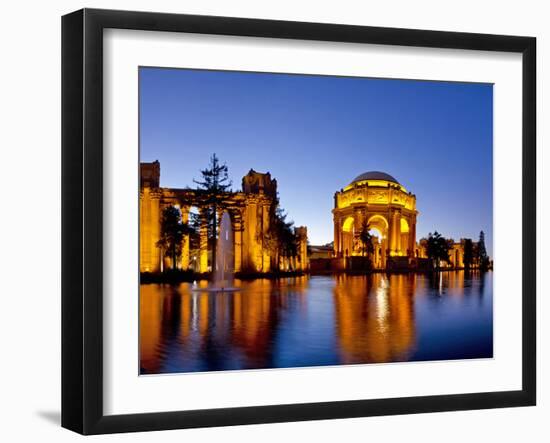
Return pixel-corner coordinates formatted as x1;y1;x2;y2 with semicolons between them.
332;171;418;269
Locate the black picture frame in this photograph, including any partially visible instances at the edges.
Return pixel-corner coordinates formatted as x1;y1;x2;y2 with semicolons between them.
62;8;536;435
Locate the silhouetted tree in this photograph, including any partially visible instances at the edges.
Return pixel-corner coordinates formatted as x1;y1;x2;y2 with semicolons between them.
185;211;202;268
477;230;490;271
194;154;232;271
271;207;298;270
359;219;375;258
463;238;474;270
426;231;450;270
156;206;193;271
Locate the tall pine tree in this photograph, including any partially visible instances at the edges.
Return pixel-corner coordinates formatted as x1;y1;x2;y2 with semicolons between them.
477;230;489;271
463;238;474;270
193;154;232;272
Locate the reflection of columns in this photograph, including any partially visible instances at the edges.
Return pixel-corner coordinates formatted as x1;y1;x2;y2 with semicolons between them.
199;208;208;272
181;205;190;270
234;214;242;272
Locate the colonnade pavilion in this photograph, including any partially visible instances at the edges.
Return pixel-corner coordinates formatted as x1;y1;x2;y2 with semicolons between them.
140;161;308;274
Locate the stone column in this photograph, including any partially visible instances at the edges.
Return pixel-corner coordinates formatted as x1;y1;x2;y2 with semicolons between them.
140;189;162;273
388;210;395;255
332;215;338;257
263;203;272;272
333;216;340;257
243;199;259;272
139;191;147;272
181;205;190;270
395;211;402;255
153;194;162;271
295;226;308;271
353;209;362;255
199;208;209;273
409;221;416;258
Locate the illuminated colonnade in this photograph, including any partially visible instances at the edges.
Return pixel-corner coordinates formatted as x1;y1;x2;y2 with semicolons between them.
139;161;308;274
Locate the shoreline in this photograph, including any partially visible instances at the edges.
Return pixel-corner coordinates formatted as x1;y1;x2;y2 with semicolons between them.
140;267;492;284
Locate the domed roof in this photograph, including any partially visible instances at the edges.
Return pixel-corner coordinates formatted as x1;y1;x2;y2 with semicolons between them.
351;171;400;185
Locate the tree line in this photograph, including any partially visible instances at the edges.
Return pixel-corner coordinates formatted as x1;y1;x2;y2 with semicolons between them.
422;230;490;271
354;220;490;272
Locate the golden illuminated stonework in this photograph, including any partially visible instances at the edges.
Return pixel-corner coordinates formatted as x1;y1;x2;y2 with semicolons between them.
333;171;418;269
140;161;308;274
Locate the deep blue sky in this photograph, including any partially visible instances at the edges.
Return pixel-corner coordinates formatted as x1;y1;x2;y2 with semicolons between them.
140;67;493;254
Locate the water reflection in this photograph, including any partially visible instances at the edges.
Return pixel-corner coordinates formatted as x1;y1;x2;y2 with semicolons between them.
140;271;493;374
333;274;416;364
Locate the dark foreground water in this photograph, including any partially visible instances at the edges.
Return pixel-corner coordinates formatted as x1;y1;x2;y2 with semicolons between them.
140;271;493;374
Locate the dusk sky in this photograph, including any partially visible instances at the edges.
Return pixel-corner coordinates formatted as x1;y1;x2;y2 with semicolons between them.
139;67;493;254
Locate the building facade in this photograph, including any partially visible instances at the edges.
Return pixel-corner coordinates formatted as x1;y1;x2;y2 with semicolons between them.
140;161;308;274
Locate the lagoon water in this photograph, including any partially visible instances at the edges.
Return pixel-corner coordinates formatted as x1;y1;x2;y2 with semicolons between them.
140;271;493;374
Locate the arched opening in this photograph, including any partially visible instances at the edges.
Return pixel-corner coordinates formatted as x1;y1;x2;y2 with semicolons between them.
367;215;389;268
368;227;384;268
369;227;383;239
368;214;389;233
400;217;410;233
342;216;355;232
341;216;355;257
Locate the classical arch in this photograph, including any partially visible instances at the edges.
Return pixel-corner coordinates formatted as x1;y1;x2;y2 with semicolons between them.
367;215;389;268
368;214;389;235
400;217;409;233
342;216;355;232
341;216;355;257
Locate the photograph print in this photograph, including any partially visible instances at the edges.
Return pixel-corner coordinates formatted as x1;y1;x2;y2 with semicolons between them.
139;67;493;375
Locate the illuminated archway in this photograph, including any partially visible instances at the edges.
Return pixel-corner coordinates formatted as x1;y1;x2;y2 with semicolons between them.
341;216;355;257
399;217;411;256
400;217;410;233
367;215;389;268
368;214;389;236
342;216;355;233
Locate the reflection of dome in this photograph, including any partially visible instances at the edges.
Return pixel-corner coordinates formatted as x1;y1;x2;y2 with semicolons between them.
351;171;400;185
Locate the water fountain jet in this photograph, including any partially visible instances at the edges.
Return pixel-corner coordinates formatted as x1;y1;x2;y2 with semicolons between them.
194;211;240;292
